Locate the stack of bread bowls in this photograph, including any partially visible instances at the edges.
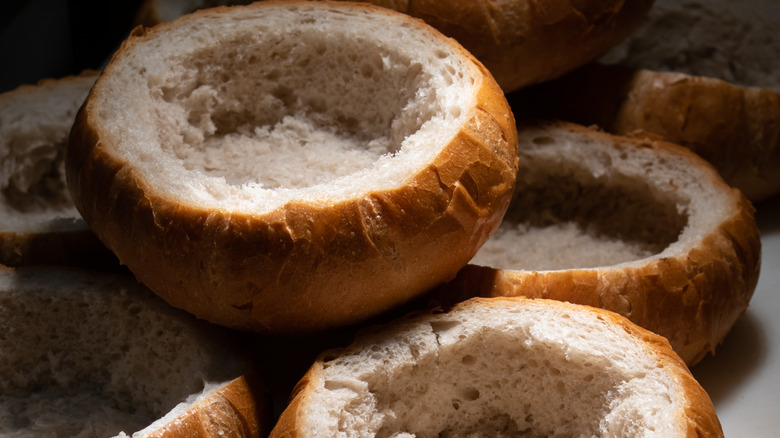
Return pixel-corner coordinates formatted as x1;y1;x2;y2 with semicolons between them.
1;0;772;436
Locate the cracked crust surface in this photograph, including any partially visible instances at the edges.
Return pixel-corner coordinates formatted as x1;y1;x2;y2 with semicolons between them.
67;1;518;334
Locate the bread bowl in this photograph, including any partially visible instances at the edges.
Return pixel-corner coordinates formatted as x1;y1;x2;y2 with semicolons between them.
66;1;518;334
0;71;118;268
133;0;655;93
0;265;269;437
433;120;761;366
271;296;723;437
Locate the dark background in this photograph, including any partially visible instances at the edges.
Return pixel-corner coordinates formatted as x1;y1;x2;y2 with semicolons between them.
0;0;143;93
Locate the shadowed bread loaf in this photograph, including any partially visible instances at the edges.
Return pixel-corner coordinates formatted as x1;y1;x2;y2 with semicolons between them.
0;265;268;437
67;1;518;334
0;71;118;268
516;0;780;201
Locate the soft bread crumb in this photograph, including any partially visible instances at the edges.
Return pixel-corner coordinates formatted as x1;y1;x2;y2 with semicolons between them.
472;222;654;270
293;299;688;437
0;73;96;232
0;267;248;437
97;3;475;212
469;125;739;271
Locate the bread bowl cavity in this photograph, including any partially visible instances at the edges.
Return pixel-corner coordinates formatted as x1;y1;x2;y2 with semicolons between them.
0;266;267;438
100;3;475;213
271;297;722;437
67;1;518;334
442;121;761;365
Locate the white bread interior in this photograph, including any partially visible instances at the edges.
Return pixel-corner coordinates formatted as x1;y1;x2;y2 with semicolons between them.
272;297;721;437
96;3;475;214
472;124;720;271
0;72;96;232
0;266;256;437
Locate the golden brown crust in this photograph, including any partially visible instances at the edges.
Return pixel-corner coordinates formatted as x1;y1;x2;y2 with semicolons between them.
431;121;761;366
143;373;271;438
389;0;655;92
515;63;780;201
67;2;518;335
270;297;724;437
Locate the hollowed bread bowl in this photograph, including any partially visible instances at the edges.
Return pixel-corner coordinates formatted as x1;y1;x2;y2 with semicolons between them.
437;120;761;366
271;297;723;437
66;1;518;334
0;265;268;437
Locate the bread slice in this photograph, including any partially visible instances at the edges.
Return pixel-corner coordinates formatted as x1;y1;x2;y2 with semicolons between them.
133;0;654;93
434;120;761;366
67;1;518;335
271;296;723;437
0;265;269;437
0;71;119;268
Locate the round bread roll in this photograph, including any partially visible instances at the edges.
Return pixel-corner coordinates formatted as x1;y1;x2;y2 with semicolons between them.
67;1;518;334
516;0;780;201
0;265;268;437
514;63;780;202
0;71;118;268
270;297;723;437
434;120;761;366
133;0;655;93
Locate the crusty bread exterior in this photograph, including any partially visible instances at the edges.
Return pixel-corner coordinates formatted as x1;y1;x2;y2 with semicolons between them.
432;120;761;366
134;0;654;93
0;265;269;437
361;0;656;92
514;63;780;201
67;1;518;334
271;297;723;437
0;70;119;268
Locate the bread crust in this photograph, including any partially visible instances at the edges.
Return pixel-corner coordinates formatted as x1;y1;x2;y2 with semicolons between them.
432;121;761;366
67;1;518;334
377;0;656;92
271;297;724;437
142;373;270;438
516;63;780;201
